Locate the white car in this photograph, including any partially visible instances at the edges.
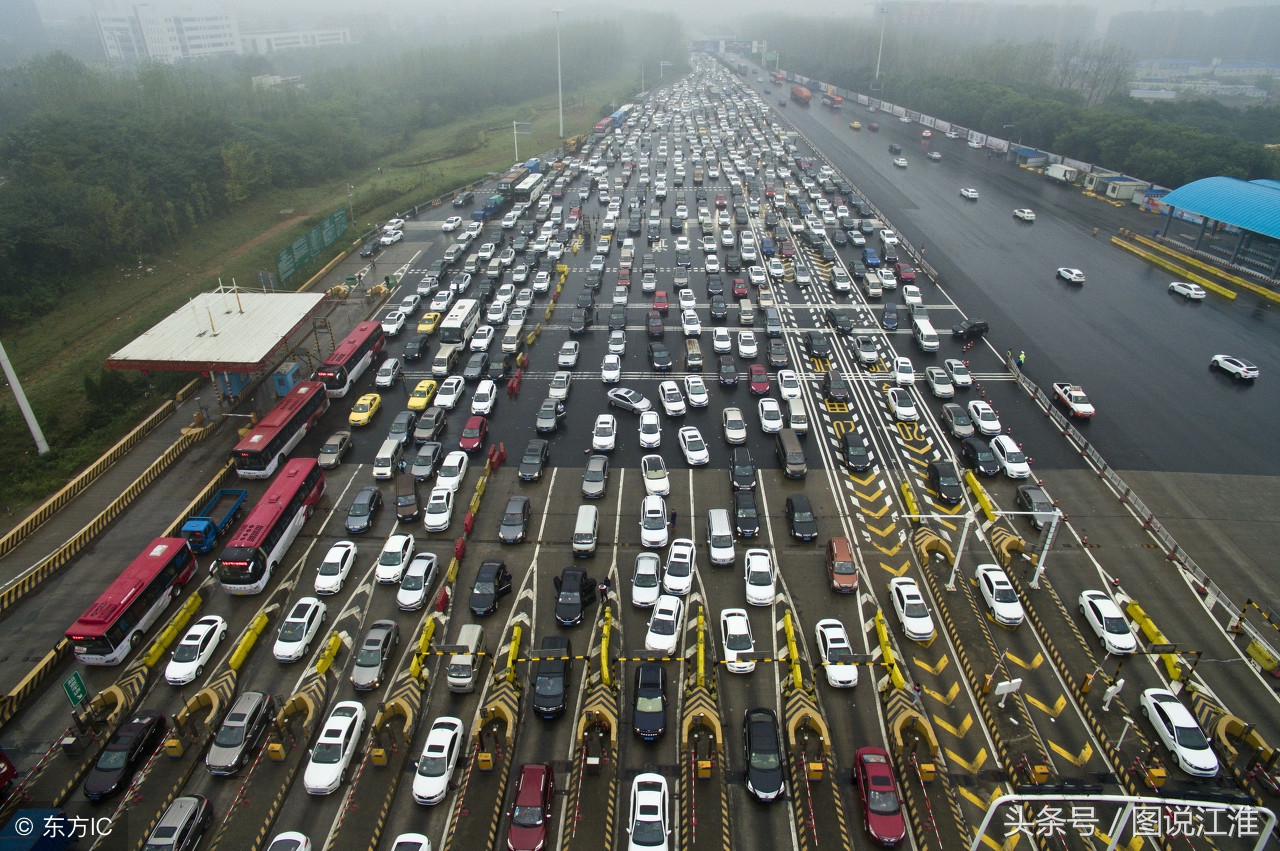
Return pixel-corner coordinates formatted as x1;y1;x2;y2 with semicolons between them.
304;701;366;795
795;266;813;285
945;358;972;388
975;564;1024;627
397;553;437;611
265;833;311;851
470;380;497;416
1078;590;1137;655
960;188;980;200
471;325;495;351
673;289;693;312
880;229;899;246
638;411;662;448
777;370;801;401
677;426;710;466
662;539;696;596
902;285;923;306
642;454;670;496
381;312;406;336
442;216;463;232
485;300;510;325
640;494;669;549
683;375;709;407
887;387;917;421
608;330;627;355
548;370;572;401
532;270;552;293
893;356;915;386
766;258;786;280
1210;354;1259;380
889;578;936;641
743;549;776;606
380;229;404;246
748;266;766;287
967;400;1001;435
990;435;1031;478
273;597;327;663
435;375;465;410
1056;267;1086;283
399;294;421;315
165;615;228;685
377;534;416;581
412;716;464;805
681;310;702;337
712;327;732;353
757;398;783;433
1140;688;1220;778
547;242;564;261
430;289;455;313
720;609;757;674
892;157;908;168
702;235;718;253
737;331;758;359
592;414;618;452
493;283;515;305
315;541;358;595
1013;208;1036;222
877;268;898;290
658;381;687;416
705;255;721;274
423;487;455;532
721;406;748;445
435;451;468;493
478;242;497;261
589;254;606;272
626;773;671;851
632;552;663;608
645;595;684;655
500;212;519;229
1168;281;1206;300
601;354;622;384
675;235;690;252
613;286;629;306
814;619;858;688
514;287;533;308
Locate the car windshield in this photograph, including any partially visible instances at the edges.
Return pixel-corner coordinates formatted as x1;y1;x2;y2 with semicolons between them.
512;805;544;828
634;570;658;588
595;423;611;435
667;559;690;577
748;568;771;586
643;514;665;530
651;617;676;636
868;787;901;815
826;646;854;664
534;675;561;696
504;511;524;525
725;631;752;651
1174;724;1209;750
558;591;579;606
635;694;664;713
793;509;814;522
279;620;307;642
1103;616;1129;635
96;747;129;770
311;742;344;764
646;467;664;480
402;573;424;590
172;641;201;663
939;472;960;487
320;559;344;575
993;586;1019;604
355;646;383;667
523;453;541;465
462;426;480;439
1004;448;1026;463
975;449;995;463
349;501;370;517
321;440;342;454
417;754;448;777
380;551;404;565
904;601;929;618
631;815;666;846
440;463;461;477
749;746;780;771
214;724;246;748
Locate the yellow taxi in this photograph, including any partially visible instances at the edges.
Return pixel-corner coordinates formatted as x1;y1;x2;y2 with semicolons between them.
849;121;862;131
348;393;382;426
418;312;442;335
406;379;438;412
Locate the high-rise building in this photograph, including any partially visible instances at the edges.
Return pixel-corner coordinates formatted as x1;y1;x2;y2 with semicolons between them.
96;4;242;63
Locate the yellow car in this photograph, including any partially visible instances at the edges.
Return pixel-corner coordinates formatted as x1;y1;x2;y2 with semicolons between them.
407;379;438;412
850;121;862;131
418;312;442;335
348;393;382;426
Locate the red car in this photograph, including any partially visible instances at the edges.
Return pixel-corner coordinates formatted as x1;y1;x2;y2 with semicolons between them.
506;763;554;851
715;193;728;209
618;268;631;287
779;241;796;260
459;415;488;453
732;278;749;298
653;291;669;315
854;747;907;846
748;364;770;395
893;263;916;284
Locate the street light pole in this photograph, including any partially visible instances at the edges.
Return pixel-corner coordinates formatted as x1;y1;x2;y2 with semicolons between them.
346;183;355;226
552;7;564;139
874;6;888;82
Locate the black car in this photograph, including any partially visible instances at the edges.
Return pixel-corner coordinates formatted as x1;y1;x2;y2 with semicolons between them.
743;708;785;803
786;494;819;541
568;307;594;335
453;190;475;207
675;249;692;268
83;710;167;801
831;229;848;247
553;566;597;627
927;460;964;506
805;331;832;359
714;352;738;385
532;636;571;719
498;495;531;544
649;342;672;371
360;239;383;260
725;252;742;272
826;309;854;336
709;295;729;321
609;304;628;331
1015;484;1056;530
882;246;899;265
820;243;838;263
469;559;512;616
410;442;444;481
850;261;868;280
512;236;529;253
351;619;399;691
882;305;899;331
474;281;494;304
576;288;597;309
670;216;684;233
414;408;446;444
767;339;789;368
345;485;382;534
840;432;871;472
403;335;427;362
488;352;515;381
632;662;668;741
824;370;851;403
730;447;757;492
764;210;779;229
952;318;990;340
961;437;1001;476
706;274;724;296
647;225;661;243
518;439;550;481
733;491;760;537
646;310;665;338
583;268;604;291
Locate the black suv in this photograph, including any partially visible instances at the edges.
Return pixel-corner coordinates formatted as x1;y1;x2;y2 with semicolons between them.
469;559;512;616
927;460;964;505
553;566;597;626
952;318;990;340
730;447;757;491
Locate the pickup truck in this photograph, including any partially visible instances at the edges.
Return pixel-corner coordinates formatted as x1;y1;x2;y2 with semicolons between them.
1052;383;1095;418
180;488;248;553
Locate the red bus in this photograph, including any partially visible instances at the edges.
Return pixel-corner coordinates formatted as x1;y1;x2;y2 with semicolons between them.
216;458;325;595
231;381;329;479
316;321;385;398
65;538;197;666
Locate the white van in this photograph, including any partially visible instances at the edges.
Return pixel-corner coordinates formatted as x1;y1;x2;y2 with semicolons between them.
913;317;940;352
738;299;755;327
706;509;735;566
572;505;599;557
785;398;809;435
373;438;403;481
862;274;882;298
501;325;523;354
446;624;487;693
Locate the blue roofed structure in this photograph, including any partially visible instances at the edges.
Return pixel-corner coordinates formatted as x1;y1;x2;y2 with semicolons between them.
1156;176;1280;278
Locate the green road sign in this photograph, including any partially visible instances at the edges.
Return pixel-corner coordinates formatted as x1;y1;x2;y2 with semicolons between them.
62;671;87;707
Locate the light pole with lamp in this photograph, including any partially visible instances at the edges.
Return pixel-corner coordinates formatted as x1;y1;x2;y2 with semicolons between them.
872;5;888;96
346;183;355;227
659;61;673;81
552;8;564;139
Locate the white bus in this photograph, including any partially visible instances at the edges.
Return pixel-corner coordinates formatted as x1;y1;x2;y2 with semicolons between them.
439;299;481;348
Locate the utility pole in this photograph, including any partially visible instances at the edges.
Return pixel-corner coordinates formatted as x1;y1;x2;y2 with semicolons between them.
552;7;564;138
0;340;50;455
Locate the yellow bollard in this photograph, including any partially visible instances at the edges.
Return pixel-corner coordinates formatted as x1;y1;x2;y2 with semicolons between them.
164;737;184;758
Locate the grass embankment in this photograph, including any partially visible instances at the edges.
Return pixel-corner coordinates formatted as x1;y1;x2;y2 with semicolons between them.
0;82;626;519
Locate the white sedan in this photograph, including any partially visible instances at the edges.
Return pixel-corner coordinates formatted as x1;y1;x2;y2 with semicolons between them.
1140;688;1220;778
705;255;721;274
737;331;758;359
627;774;671;851
743;548;776;606
548;371;572;401
273;597;326;663
1078;590;1137;655
304;701;366;795
592;414;618;452
601;354;622;384
641;454;670;496
887;387;917;421
748;266;767;287
662;539;696;596
893;356;915;386
165;615;228;685
924;367;954;399
719;608;757;674
889;578;935;641
315;541;358;595
442;216;463;232
674;236;690;252
645;595;684;655
380;229;404;246
423;487;455;532
638;411;662;448
683;375;709;407
960;187;980;200
435;375;465;410
632;553;662;608
1168;281;1206;300
1056;267;1086;283
777;370;801;401
1013;208;1036;222
381;312;406;337
901;285;923;306
412;716;464;805
721;407;747;445
471;325;495;351
681;310;702;337
640;495;669;550
892;157;908;168
397;553;437;611
435;451;469;493
944;358;973;388
658;381;687;417
677;426;710;466
967;400;1001;435
376;534;416;583
814;619;858;688
757;398;783;434
975;563;1024;627
678;289;697;311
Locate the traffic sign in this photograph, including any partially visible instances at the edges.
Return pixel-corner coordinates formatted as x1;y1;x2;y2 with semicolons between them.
62;671;87;708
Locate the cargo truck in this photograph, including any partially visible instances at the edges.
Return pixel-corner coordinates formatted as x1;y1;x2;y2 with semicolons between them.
790;85;812;105
180;488;248;553
1045;164;1079;185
